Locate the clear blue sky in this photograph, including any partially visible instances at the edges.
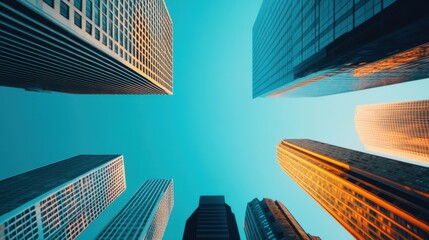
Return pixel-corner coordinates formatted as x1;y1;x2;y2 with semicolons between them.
1;0;428;239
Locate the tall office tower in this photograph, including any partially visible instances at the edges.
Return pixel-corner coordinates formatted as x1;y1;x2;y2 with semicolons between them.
277;139;429;240
244;198;321;240
0;155;126;240
252;0;429;98
183;196;241;240
355;100;429;163
97;179;174;240
0;0;172;94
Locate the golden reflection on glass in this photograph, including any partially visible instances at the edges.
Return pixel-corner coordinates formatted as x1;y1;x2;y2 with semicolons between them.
277;140;429;240
355;100;429;163
353;43;429;77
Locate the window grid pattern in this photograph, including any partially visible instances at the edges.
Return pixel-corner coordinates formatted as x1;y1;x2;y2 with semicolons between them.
244;198;317;240
355;100;429;163
277;140;429;240
96;179;173;240
0;156;126;240
40;0;173;91
252;0;408;97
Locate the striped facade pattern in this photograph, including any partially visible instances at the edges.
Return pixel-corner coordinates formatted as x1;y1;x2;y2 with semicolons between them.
0;0;172;94
355;100;429;163
97;179;174;240
252;0;429;98
0;155;126;240
277;140;429;240
244;198;319;240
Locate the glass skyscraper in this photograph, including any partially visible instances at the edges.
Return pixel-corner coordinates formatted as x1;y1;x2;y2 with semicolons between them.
244;198;321;240
183;196;241;240
0;0;172;94
253;0;429;97
277;139;429;240
96;179;174;240
0;155;126;240
355;100;429;163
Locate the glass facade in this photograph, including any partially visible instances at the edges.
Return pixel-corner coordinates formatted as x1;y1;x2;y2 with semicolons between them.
0;0;172;94
355;100;429;163
97;179;174;240
253;0;429;97
244;198;320;240
0;155;126;240
277;140;429;240
183;196;241;240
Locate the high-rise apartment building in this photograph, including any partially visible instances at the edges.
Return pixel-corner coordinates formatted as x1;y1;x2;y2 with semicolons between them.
183;196;240;240
355;100;429;163
97;179;174;240
0;155;126;240
0;0;172;94
244;198;321;240
253;0;429;98
277;139;429;240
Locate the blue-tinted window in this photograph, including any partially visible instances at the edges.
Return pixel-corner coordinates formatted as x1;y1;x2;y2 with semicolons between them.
86;0;92;19
94;8;100;26
43;0;54;7
86;22;92;34
95;29;100;40
74;0;82;11
74;12;82;28
60;1;69;19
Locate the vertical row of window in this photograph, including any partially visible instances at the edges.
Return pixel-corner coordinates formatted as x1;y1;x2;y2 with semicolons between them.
41;0;172;90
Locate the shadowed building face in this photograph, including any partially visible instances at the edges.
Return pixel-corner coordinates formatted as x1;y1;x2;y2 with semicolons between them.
355;100;429;163
252;0;429;98
244;198;321;240
183;196;241;240
277;139;429;240
0;0;172;94
96;179;174;240
0;155;126;240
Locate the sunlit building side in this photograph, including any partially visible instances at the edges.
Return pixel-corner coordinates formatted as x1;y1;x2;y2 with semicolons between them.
97;179;174;240
277;139;429;240
355;100;429;163
253;0;429;98
0;155;126;240
0;0;172;94
244;198;321;240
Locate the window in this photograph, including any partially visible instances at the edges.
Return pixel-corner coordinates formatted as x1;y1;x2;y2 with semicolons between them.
74;12;82;28
94;8;100;25
60;1;69;19
74;0;82;11
95;29;100;40
86;0;92;19
86;22;92;34
43;0;54;7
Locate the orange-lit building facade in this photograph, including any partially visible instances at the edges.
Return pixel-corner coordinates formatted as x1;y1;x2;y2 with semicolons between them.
277;139;429;240
355;100;429;163
0;155;126;240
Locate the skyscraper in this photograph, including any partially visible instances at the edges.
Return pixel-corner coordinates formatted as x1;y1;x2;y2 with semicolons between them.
0;0;172;94
244;198;321;240
183;196;240;240
97;179;174;240
277;139;429;240
0;155;126;240
253;0;429;98
355;100;429;163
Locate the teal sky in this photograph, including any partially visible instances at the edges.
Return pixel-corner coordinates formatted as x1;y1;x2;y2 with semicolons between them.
1;0;429;239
